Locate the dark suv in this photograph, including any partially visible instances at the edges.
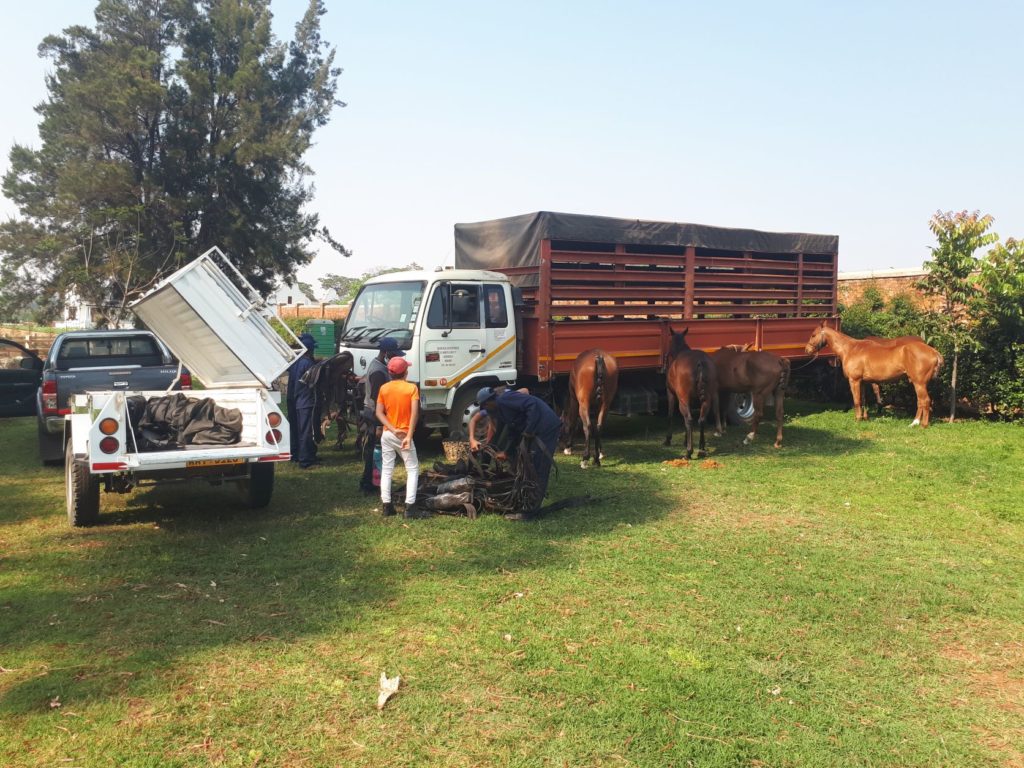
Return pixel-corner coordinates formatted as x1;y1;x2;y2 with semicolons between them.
37;330;190;464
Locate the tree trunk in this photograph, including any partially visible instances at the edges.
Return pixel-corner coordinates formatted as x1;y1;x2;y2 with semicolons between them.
948;350;958;423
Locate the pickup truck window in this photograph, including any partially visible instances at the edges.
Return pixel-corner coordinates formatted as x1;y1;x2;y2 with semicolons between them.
56;335;164;369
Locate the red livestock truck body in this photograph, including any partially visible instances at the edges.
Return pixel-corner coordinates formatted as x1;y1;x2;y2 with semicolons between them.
454;212;839;382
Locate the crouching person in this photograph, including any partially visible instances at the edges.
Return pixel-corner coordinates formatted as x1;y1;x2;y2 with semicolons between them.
476;386;561;521
375;357;429;519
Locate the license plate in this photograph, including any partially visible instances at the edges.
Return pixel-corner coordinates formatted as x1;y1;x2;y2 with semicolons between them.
186;458;245;468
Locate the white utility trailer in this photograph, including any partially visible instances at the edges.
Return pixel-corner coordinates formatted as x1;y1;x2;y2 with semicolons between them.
64;247;303;526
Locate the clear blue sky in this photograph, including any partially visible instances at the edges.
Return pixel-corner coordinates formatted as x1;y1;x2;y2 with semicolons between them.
2;1;1022;290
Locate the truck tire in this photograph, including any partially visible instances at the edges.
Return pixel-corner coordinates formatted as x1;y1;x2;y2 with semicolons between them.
724;392;757;428
65;440;99;527
446;387;480;439
244;462;275;509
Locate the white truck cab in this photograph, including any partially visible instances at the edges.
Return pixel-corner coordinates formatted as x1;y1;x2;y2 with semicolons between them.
337;269;519;433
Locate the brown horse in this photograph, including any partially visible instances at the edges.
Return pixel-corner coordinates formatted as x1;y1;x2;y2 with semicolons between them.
303;351;356;447
664;329;721;459
804;324;943;426
710;346;790;448
562;349;620;468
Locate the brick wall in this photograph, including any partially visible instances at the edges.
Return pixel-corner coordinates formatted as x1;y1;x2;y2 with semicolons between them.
275;304;350;320
837;270;941;309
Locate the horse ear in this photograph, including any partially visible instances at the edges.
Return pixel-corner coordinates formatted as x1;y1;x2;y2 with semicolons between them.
681;328;689;338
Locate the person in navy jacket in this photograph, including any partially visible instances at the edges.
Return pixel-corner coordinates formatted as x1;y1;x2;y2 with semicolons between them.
476;386;561;520
288;333;320;468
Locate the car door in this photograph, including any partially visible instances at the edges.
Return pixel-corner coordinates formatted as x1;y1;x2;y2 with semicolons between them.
0;339;43;416
420;281;485;408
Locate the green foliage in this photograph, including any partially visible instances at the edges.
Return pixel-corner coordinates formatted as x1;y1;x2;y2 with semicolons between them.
320;262;422;304
0;0;346;324
963;239;1024;416
919;210;999;420
269;313;308;345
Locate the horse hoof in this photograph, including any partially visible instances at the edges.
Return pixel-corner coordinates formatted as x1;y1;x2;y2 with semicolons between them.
909;419;920;427
598;452;604;461
563;448;573;455
714;431;722;438
580;460;589;469
773;441;782;449
663;438;672;447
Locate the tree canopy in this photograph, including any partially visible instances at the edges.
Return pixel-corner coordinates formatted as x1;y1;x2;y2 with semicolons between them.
320;263;423;305
0;0;345;323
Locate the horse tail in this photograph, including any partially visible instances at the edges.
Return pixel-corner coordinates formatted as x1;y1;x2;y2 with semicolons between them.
934;350;944;375
696;356;707;403
594;352;606;407
778;357;791;392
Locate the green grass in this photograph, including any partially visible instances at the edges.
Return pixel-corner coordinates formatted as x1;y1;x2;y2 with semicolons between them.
1;405;1022;767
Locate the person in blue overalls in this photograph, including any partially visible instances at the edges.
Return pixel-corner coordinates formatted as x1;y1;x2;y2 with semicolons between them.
476;386;561;521
287;333;320;468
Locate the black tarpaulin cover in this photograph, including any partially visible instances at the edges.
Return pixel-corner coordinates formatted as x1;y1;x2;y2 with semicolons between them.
454;211;839;278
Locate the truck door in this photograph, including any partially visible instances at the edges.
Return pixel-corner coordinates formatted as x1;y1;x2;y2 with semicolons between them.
420;281;485;409
481;283;516;377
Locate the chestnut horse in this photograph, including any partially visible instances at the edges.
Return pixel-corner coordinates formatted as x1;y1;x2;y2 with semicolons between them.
664;329;721;459
804;324;943;426
710;345;790;448
562;349;620;468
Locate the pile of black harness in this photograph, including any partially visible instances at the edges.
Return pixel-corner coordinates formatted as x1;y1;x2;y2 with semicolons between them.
126;393;244;452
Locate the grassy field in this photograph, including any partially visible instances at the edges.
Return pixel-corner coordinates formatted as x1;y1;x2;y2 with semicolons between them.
1;404;1022;767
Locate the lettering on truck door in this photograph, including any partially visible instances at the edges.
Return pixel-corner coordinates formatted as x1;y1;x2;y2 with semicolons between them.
421;282;485;408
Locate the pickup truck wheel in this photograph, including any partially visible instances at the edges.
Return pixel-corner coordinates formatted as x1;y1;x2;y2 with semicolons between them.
65;440;99;526
244;463;275;509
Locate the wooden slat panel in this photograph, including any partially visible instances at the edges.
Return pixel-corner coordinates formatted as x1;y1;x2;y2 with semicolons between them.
551;286;685;300
550;269;686;284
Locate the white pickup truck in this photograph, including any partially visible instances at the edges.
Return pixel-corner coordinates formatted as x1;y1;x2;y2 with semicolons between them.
64;247;302;526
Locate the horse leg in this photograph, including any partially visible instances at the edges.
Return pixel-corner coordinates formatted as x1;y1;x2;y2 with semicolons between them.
579;401;593;469
872;383;884;414
911;378;930;427
696;398;709;458
681;399;695;460
563;390;578;455
773;385;785;448
744;392;765;446
664;387;676;447
849;378;864;421
713;389;723;437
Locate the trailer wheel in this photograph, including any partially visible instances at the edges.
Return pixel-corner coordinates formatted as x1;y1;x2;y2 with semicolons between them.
724;392;757;428
244;462;275;509
65;440;99;527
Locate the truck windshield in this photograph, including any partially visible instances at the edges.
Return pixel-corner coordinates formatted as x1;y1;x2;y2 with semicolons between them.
341;280;424;349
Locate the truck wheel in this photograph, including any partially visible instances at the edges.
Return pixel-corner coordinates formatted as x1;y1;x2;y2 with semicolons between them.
65;440;99;527
446;387;480;439
244;463;275;509
725;392;757;428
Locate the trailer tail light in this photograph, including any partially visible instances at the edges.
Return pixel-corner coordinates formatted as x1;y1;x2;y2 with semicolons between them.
42;379;59;414
267;412;282;428
180;372;192;390
99;418;119;435
266;429;283;444
99;436;120;454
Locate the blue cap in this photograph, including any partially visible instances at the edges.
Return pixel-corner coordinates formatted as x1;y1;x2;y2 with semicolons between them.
378;337;405;357
476;386;497;405
298;333;317;351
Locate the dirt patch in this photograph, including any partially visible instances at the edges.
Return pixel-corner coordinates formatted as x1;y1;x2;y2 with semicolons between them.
662;459;690;468
936;627;1024;766
699;459;723;470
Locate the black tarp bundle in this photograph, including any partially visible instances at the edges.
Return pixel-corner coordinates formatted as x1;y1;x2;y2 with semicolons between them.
126;393;243;452
454;211;840;287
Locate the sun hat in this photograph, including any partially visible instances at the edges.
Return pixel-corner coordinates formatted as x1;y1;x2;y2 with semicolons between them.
476;386;498;405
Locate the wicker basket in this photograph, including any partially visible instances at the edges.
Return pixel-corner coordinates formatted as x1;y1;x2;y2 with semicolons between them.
442;440;470;463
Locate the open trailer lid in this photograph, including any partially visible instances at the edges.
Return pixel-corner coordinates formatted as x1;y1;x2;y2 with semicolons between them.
130;247;303;388
454;211;839;272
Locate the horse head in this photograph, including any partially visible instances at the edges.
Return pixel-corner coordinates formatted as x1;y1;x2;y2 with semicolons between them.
668;328;691;358
804;323;829;355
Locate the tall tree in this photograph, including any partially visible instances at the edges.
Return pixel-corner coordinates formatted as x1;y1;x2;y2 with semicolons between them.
919;210;998;422
320;263;422;304
0;0;345;324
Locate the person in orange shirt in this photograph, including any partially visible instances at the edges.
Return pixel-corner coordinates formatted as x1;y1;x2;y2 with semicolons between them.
374;356;429;519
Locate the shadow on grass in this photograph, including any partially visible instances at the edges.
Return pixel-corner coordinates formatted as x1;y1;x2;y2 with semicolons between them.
0;404;867;715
